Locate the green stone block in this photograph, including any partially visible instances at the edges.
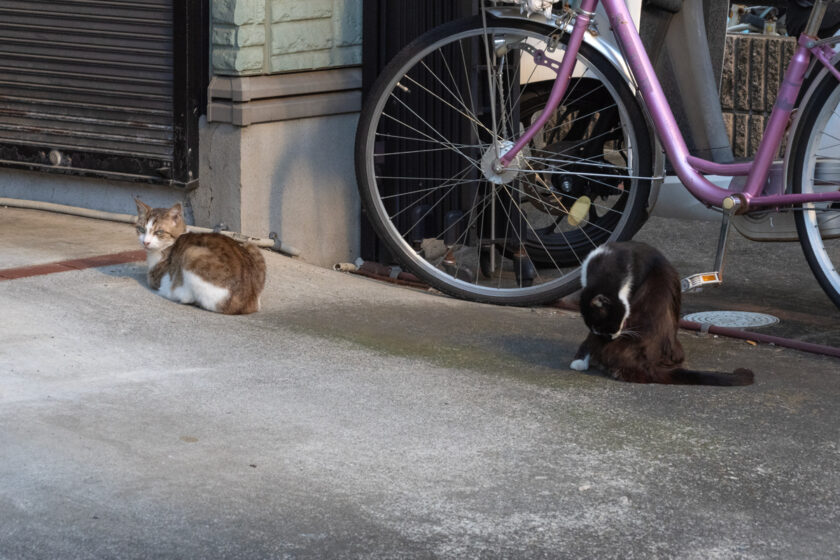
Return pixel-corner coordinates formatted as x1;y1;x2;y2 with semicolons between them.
213;0;266;26
213;46;265;74
237;24;266;47
271;20;334;55
271;0;333;22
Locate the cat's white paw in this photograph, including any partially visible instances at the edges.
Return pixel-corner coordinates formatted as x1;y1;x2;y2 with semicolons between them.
570;356;590;371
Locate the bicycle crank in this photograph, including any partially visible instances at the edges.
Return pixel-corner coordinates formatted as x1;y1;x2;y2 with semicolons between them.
681;196;738;293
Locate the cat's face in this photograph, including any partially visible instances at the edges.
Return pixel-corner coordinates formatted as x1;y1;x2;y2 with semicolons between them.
134;199;186;252
580;292;629;340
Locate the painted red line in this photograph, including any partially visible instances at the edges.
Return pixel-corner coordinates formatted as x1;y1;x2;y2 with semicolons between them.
0;250;146;281
0;263;75;279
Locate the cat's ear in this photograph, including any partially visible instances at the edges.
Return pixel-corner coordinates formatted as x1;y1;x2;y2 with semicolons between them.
167;203;183;221
135;198;151;217
591;294;609;308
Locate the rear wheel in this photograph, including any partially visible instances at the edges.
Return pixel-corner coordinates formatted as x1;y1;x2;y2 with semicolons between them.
791;68;840;309
355;15;654;305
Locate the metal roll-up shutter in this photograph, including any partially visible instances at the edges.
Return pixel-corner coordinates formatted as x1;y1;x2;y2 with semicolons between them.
0;0;204;187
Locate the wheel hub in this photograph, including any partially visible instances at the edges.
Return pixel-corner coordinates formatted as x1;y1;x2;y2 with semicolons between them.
481;141;524;185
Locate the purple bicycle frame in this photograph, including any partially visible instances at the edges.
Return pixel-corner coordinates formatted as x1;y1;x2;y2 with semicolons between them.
499;0;840;211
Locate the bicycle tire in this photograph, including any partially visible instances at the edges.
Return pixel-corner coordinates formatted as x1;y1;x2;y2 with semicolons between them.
790;65;840;310
355;14;653;306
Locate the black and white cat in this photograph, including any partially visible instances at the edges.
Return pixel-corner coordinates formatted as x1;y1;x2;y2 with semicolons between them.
570;241;754;386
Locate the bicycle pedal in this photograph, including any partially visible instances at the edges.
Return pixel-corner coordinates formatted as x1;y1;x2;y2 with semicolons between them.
681;272;722;293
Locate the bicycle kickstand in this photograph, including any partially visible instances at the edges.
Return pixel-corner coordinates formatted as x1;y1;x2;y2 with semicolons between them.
680;196;741;293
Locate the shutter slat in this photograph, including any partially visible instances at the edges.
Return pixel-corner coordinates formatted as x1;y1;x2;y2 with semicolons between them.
0;0;175;181
0;136;171;160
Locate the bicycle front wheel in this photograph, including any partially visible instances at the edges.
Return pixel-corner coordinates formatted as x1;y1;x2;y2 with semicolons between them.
355;15;653;305
791;68;840;309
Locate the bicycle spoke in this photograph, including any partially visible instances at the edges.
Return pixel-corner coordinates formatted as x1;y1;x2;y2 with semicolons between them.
375;146;471;157
496;184;567;276
404;71;491;138
375;132;482;148
504;57;540;127
383;167;475;220
379;178;476;201
424;53;485;143
383;98;482;172
397;182;461;240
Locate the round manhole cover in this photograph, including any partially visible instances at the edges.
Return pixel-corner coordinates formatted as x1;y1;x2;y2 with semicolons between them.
683;310;779;329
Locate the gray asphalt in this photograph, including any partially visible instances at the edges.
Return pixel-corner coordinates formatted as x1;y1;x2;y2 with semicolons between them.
1;207;838;559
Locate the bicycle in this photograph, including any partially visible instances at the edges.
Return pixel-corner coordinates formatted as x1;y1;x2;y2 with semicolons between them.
354;0;840;308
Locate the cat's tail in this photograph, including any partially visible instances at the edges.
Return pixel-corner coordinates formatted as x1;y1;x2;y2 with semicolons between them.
669;367;754;386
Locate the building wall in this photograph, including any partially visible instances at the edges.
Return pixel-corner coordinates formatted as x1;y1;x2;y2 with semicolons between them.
192;113;360;266
211;0;362;75
195;0;364;267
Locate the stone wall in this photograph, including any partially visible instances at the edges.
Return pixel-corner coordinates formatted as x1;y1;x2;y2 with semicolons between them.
720;34;796;158
212;0;363;75
192;113;361;267
194;0;364;267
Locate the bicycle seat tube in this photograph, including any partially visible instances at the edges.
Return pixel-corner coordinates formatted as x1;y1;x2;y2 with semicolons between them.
804;0;831;38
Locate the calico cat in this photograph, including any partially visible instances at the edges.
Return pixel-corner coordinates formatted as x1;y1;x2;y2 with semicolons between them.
570;241;753;386
134;199;266;314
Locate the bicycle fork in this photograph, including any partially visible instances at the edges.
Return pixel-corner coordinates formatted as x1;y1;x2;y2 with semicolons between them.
498;2;594;168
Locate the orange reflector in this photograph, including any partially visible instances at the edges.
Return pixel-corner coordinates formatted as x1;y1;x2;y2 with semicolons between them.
567;196;591;227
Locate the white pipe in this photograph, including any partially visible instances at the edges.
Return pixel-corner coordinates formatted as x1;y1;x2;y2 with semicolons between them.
0;197;136;224
334;262;358;272
0;196;300;256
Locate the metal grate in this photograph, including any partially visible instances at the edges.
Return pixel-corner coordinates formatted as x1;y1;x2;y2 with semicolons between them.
683;310;780;328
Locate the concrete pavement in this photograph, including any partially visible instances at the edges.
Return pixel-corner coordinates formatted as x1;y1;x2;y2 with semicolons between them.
1;206;839;559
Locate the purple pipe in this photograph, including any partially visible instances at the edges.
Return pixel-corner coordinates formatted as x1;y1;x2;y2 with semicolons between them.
680;320;840;359
751;191;840;207
500;8;592;166
686;156;751;176
741;39;811;199
602;0;733;206
813;43;840;84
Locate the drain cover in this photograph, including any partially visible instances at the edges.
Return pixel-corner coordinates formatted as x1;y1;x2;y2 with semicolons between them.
683;310;779;329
